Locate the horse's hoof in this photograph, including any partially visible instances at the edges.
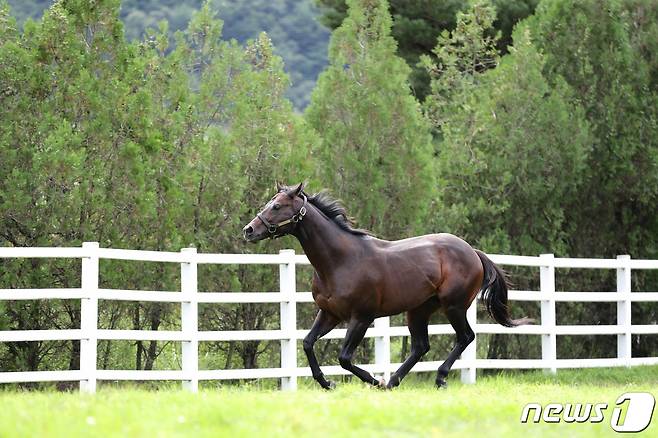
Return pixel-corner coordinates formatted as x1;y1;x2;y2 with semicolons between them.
376;378;388;390
436;379;448;389
386;376;400;390
324;380;336;390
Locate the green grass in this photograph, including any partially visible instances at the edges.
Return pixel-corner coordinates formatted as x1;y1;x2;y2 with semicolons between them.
1;366;657;437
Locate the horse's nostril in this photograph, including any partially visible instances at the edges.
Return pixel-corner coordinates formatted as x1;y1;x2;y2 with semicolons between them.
244;226;254;236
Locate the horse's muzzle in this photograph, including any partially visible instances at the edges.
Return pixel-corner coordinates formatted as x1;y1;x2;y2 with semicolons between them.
242;224;255;242
243;223;265;243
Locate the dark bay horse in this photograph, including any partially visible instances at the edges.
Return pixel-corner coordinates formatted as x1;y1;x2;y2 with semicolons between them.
243;183;530;389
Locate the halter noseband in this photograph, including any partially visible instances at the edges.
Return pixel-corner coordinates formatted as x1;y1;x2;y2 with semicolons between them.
257;193;307;239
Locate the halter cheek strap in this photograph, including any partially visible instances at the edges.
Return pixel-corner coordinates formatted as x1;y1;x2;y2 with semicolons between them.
257;194;307;239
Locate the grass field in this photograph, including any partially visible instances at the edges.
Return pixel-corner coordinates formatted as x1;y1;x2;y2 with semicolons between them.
0;366;657;437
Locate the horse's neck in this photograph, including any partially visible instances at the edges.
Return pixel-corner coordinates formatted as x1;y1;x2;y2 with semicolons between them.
293;204;359;277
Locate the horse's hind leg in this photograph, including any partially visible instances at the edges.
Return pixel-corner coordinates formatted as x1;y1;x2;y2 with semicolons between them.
387;298;439;389
436;303;475;388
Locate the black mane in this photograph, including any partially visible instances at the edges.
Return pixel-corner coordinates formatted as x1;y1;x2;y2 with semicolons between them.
279;186;372;237
307;191;373;237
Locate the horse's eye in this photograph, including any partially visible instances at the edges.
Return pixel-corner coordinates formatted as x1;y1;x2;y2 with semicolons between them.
273;204;281;210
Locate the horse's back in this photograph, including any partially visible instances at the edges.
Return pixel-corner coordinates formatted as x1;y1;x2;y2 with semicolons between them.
375;232;478;263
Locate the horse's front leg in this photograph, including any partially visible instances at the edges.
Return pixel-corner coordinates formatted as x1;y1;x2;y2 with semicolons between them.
303;309;340;389
338;316;380;387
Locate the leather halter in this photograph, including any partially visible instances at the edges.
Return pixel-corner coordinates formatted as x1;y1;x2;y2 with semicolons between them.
257;193;307;238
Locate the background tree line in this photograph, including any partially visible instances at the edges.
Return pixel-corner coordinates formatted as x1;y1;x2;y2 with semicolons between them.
6;0;331;110
0;0;656;387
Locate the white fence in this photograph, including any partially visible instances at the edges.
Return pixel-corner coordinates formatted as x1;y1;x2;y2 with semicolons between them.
1;243;657;392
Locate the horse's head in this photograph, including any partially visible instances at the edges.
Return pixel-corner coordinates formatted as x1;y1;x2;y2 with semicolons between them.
243;182;307;242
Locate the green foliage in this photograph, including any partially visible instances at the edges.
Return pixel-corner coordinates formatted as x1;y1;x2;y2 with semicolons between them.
521;0;658;360
316;0;539;100
424;3;591;256
422;1;500;132
6;0;331;110
526;0;658;260
306;0;435;239
623;0;658;92
0;0;317;374
424;0;656;360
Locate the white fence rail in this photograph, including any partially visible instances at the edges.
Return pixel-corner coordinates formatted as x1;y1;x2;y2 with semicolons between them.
1;243;657;392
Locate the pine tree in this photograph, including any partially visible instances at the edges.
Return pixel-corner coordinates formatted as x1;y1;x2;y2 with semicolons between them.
426;13;591;256
306;0;434;239
527;0;658;259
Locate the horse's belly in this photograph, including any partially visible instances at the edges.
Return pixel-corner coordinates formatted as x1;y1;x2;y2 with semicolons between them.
378;286;436;317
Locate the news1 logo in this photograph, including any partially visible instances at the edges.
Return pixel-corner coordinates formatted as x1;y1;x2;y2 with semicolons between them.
521;392;655;433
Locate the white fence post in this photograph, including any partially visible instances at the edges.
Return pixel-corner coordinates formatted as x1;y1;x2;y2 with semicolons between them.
540;253;557;374
181;248;199;392
279;250;297;390
461;299;477;384
374;317;391;382
617;255;632;367
80;242;99;393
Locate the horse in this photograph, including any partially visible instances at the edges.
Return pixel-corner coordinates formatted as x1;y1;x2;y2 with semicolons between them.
243;182;531;389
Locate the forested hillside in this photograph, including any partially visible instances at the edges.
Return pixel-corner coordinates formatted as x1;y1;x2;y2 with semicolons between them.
5;0;330;109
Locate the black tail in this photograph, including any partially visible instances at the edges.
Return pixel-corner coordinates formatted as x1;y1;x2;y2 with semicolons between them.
475;250;533;327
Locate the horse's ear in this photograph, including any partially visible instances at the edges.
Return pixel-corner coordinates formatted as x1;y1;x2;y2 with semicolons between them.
275;181;284;192
294;181;306;196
